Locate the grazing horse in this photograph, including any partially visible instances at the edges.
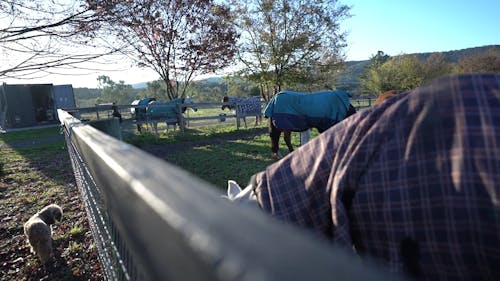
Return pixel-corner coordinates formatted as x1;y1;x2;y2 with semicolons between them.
131;97;197;134
221;96;262;128
131;97;156;133
263;90;356;160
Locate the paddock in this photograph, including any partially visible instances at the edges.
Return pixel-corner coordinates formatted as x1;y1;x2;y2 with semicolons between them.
57;108;389;281
63;98;374;134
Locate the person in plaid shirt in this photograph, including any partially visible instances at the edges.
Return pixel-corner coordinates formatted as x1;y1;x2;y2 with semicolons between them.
229;73;500;280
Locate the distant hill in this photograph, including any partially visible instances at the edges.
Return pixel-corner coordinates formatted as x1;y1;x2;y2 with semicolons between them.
131;82;148;89
77;45;499;96
131;76;222;89
335;60;369;92
335;44;500;93
415;45;500;63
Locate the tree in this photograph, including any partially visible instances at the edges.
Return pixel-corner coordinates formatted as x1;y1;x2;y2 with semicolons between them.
457;48;500;73
231;0;350;101
0;0;121;80
423;53;453;80
90;0;239;100
359;53;455;96
224;76;260;98
137;80;168;100
358;51;391;96
96;75;135;104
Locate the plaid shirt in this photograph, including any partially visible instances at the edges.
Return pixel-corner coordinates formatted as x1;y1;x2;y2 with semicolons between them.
254;74;500;280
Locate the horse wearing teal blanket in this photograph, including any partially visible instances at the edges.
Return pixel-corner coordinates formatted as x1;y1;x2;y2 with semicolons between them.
132;97;197;134
263;90;356;159
147;97;197;134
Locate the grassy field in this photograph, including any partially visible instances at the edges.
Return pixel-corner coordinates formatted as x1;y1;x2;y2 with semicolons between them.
125;122;317;189
0;121;318;280
0;127;102;280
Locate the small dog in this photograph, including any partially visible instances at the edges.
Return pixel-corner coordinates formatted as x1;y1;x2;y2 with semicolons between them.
24;204;63;264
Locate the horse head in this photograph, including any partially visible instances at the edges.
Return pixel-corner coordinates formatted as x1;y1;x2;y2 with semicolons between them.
221;96;231;110
131;97;156;118
181;97;198;113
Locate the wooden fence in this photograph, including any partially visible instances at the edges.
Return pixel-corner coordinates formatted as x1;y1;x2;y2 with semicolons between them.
62;98;375;133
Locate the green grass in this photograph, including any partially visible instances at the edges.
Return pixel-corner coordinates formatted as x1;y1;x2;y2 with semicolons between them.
166;134;274;189
0;126;61;142
1;122;317;192
153;124;320;189
124;123;266;145
0;127;70;190
69;225;85;237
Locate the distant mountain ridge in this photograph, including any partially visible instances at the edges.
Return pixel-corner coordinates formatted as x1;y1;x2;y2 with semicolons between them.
108;44;500;90
335;44;500;91
413;44;499;62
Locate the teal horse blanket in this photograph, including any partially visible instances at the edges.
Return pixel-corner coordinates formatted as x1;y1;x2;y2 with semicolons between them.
263;90;352;132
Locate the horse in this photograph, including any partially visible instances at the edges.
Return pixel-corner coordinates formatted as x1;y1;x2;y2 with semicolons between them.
263;90;356;160
131;97;156;133
221;96;262;128
375;90;398;105
131;97;197;134
146;97;198;134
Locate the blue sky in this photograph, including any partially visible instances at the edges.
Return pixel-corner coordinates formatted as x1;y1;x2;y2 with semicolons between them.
2;0;499;87
342;0;499;60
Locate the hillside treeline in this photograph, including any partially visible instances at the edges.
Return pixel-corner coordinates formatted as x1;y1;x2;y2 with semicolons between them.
74;45;500;106
357;46;500;96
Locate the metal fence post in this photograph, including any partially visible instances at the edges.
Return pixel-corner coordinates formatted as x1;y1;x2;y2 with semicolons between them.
88;118;122;140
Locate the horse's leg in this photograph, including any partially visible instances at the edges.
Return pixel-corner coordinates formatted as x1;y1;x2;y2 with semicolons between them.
284;130;294;152
269;119;282;160
300;129;311;146
153;121;159;137
253;115;259;128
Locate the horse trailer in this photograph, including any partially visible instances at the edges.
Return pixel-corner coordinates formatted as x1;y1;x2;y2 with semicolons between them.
0;83;76;131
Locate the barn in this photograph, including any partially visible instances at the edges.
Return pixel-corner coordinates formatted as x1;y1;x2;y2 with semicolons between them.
0;83;76;130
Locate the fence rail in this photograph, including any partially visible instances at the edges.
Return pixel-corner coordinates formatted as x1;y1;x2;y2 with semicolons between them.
62;98;375;133
58;108;390;281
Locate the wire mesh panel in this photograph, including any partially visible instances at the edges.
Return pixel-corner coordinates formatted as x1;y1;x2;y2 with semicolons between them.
64;123;138;280
57;109;393;281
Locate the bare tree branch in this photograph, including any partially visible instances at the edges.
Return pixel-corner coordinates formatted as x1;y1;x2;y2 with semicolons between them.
0;0;125;80
88;0;238;99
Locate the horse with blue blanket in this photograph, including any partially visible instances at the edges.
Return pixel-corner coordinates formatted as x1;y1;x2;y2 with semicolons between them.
131;97;197;134
131;97;156;133
263;90;356;159
221;96;262;128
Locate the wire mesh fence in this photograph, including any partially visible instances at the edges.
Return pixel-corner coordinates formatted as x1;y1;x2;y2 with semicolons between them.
58;109;392;281
64;122;138;280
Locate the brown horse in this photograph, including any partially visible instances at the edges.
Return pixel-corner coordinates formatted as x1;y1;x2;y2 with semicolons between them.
265;90;357;160
375;90;398;105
